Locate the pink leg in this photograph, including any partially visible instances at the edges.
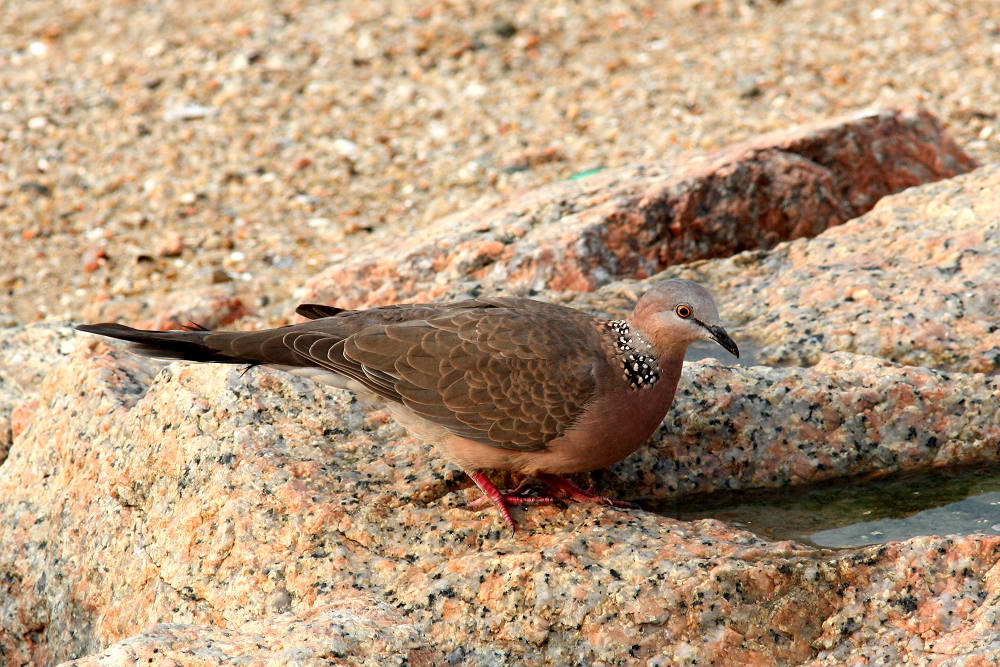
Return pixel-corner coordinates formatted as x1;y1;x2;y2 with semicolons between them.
466;478;527;508
466;472;556;533
467;478;560;508
534;472;635;508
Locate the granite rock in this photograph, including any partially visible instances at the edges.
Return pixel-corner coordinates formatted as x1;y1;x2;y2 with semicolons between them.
4;140;1000;664
3;335;1000;664
613;161;1000;374
63;598;434;666
602;353;1000;501
550;162;1000;500
301;108;976;310
0;323;78;465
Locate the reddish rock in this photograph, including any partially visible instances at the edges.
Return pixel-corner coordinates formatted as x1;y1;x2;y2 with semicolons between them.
154;231;185;258
3;124;998;666
9;399;38;442
82;246;108;273
64;598;434;666
2;342;1000;664
303;108;975;309
624;161;1000;375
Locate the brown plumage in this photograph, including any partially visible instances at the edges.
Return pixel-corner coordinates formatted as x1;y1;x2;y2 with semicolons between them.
77;279;738;532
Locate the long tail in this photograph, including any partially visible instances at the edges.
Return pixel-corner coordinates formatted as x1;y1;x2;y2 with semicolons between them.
75;323;296;365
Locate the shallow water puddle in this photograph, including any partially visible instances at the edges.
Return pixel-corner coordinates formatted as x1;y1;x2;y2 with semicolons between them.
678;341;1000;547
654;465;1000;548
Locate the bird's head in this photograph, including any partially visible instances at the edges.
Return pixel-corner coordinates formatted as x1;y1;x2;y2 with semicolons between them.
630;279;739;358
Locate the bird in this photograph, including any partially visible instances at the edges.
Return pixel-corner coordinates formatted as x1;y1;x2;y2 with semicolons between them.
76;279;738;533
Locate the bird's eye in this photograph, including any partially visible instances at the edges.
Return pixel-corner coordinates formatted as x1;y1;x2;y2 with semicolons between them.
675;304;692;319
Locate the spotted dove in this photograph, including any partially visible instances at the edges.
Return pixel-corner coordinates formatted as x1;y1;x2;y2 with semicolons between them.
76;279;738;532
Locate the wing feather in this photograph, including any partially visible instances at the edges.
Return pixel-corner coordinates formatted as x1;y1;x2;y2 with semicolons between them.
195;297;609;452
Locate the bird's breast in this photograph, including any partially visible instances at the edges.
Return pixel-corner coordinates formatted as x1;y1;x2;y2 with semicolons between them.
519;356;685;475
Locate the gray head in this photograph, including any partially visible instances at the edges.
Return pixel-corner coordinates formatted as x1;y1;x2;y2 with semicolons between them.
629;279;739;358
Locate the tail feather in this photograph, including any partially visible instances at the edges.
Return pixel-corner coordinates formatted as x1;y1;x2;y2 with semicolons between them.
295;304;348;320
75;323;246;363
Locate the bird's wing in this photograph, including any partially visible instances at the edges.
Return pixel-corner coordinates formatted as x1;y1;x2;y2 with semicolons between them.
281;298;606;451
79;299;609;452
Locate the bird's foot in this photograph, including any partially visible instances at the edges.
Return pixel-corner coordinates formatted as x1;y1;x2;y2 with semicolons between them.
465;479;554;508
534;472;635;508
466;472;557;534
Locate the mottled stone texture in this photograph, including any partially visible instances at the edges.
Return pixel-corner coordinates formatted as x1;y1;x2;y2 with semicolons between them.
590;161;1000;375
63;598;434;666
611;354;1000;501
3;126;999;663
567;163;1000;499
302;108;975;310
0;324;77;465
3;342;1000;664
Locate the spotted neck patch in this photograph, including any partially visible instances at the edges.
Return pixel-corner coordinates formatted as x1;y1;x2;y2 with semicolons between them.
605;320;660;390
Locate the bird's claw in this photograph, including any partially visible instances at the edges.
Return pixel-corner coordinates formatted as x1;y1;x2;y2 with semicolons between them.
534;472;635;508
465;471;633;534
465;492;557;510
466;471;559;533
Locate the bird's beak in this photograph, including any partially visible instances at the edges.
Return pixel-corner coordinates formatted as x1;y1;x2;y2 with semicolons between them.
708;325;739;358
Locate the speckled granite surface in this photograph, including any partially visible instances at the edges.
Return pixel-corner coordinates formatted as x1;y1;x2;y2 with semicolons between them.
612;354;1000;500
4;158;1000;663
63;598;434;666
3;338;1000;664
299;108;975;313
596;162;1000;374
0;324;77;464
